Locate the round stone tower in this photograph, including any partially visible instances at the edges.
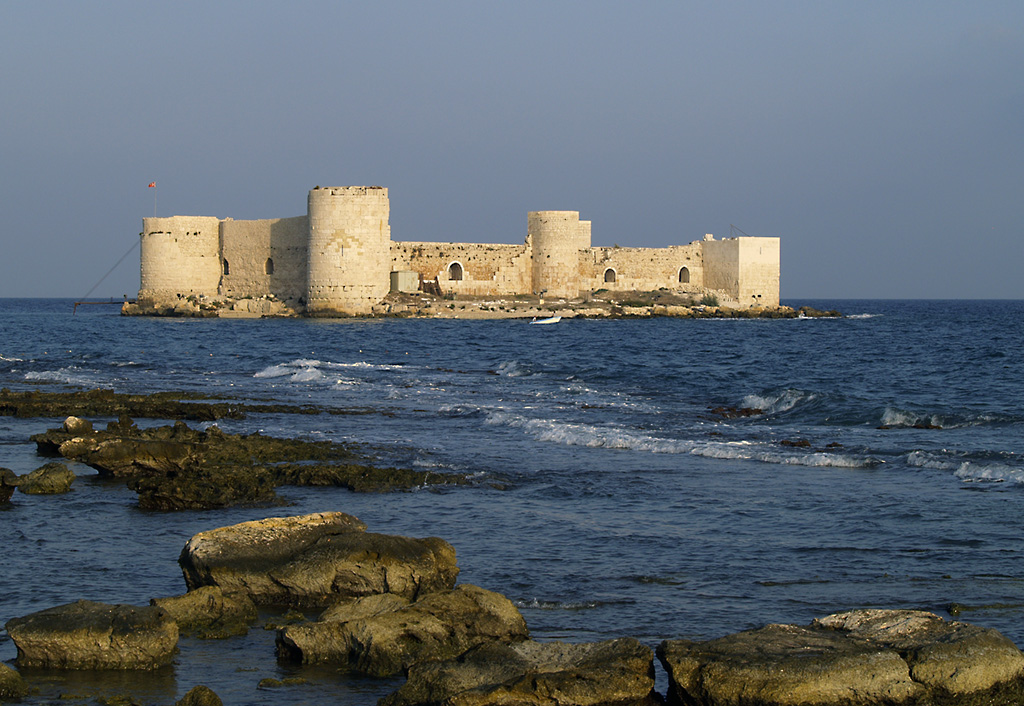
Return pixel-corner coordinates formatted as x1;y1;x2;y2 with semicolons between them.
529;211;589;299
138;216;222;304
306;186;391;315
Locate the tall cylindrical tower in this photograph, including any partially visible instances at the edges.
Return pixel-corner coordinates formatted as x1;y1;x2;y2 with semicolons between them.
529;211;586;299
306;186;391;315
138;216;222;304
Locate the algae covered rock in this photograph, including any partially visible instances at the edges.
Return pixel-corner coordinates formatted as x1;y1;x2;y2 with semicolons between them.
0;662;29;700
16;461;75;494
658;609;1024;706
658;623;922;706
151;585;258;638
32;417;470;509
381;637;658;706
175;685;223;706
277;584;528;676
5;599;178;669
179;512;458;608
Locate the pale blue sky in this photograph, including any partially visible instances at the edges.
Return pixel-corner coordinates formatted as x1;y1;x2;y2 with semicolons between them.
2;1;1021;299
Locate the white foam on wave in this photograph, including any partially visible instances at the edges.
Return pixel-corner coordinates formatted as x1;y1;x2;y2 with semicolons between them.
1;355;25;362
906;450;959;471
25;367;99;386
847;313;879;319
880;407;927;427
741;388;811;414
486;410;693;453
692;442;879;468
955;462;1024;485
255;357;405;383
497;360;533;377
486;410;880;468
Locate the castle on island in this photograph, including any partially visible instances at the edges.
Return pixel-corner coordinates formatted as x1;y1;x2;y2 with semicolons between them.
137;186;780;315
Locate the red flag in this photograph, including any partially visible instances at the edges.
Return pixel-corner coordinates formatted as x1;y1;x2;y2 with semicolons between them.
148;182;156;188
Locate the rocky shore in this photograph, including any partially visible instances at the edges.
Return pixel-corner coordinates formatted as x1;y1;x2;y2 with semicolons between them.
3;511;1023;706
6;391;1018;706
122;289;842;321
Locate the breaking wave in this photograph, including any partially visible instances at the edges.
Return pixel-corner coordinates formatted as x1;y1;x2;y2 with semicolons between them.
955;463;1024;485
485;411;880;468
25;367;100;387
740;388;814;415
496;360;534;377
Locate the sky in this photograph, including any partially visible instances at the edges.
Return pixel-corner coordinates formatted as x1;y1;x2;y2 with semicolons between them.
1;1;1021;300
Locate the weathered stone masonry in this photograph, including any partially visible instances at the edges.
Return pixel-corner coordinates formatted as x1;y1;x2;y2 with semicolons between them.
138;186;780;314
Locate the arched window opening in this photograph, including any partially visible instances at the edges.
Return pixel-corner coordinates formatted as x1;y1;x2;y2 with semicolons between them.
222;259;230;276
448;262;463;281
679;266;690;284
265;258;275;275
604;268;616;283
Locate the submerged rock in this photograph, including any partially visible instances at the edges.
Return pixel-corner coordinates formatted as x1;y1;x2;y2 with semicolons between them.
0;387;330;421
16;461;75;494
0;662;29;700
151;585;258;638
32;417;470;509
179;512;458;608
277;584;528;676
175;685;223;706
658;609;1024;706
5;599;178;670
380;637;658;706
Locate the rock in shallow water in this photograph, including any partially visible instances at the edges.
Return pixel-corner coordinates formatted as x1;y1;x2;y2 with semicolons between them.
178;512;458;608
0;663;29;700
277;584;529;676
658;609;1024;706
151;585;258;639
4;599;178;670
380;637;659;706
175;684;223;706
16;461;75;494
0;467;17;503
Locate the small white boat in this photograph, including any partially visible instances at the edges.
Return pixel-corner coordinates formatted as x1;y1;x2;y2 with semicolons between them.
530;316;561;325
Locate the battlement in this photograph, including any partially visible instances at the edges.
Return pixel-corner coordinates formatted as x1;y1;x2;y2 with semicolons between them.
312;186;388;198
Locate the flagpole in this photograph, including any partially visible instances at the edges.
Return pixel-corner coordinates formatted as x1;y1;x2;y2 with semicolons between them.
149;181;157;217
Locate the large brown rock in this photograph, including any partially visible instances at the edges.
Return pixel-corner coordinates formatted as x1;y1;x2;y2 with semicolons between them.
658;609;1024;706
5;599;178;669
16;461;75;494
814;609;1024;697
179;512;458;608
151;585;258;638
277;584;528;676
381;637;658;706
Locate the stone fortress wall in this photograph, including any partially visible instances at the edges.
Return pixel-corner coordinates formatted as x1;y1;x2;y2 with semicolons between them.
138;186;780;315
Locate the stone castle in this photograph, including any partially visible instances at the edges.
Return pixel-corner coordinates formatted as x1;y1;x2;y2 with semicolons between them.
137;186;780;315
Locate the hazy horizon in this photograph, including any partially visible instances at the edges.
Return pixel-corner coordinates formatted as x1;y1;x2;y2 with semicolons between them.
2;2;1021;300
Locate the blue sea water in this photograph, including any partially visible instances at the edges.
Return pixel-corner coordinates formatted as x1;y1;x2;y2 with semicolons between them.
1;298;1023;705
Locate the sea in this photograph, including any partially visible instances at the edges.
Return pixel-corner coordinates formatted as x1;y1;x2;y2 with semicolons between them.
1;298;1022;705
